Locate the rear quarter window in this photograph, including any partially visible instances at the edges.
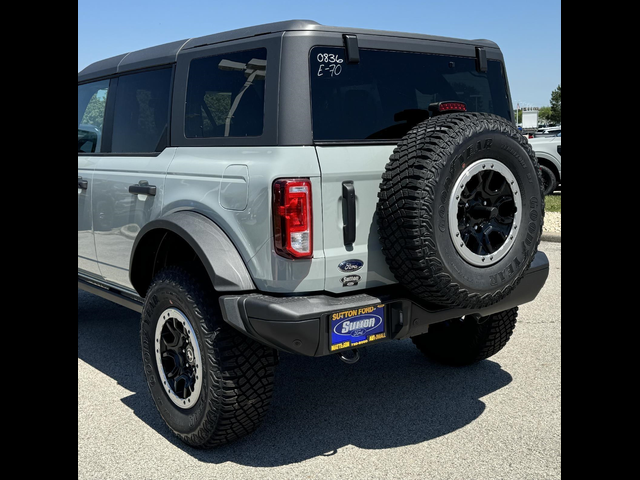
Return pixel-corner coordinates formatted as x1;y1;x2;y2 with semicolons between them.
185;48;267;138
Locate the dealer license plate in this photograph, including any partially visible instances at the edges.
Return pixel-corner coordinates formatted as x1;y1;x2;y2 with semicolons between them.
329;304;386;351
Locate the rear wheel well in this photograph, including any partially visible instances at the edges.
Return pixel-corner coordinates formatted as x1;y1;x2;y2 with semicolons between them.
130;229;209;297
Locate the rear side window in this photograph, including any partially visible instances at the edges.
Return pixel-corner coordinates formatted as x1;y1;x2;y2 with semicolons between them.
310;47;511;141
185;48;267;138
78;80;109;153
111;68;172;153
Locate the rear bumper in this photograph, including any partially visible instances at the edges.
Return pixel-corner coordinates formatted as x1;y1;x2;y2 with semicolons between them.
219;251;549;357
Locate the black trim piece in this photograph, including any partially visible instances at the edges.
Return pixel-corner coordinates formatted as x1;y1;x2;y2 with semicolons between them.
78;63;177;85
78;276;143;313
343;34;360;63
342;181;356;245
100;77;117;153
476;46;488;72
77;152;163;158
314;140;398;146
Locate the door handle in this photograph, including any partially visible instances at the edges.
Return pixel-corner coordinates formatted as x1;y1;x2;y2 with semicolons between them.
129;180;157;196
342;181;356;245
78;176;88;189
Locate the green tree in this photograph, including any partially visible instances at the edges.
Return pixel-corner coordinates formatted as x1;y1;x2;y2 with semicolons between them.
538;106;553;125
514;109;522;123
81;93;107;129
549;85;561;124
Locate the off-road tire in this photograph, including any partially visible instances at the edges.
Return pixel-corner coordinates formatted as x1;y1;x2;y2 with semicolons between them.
140;266;278;448
538;164;557;195
377;112;545;309
412;307;518;366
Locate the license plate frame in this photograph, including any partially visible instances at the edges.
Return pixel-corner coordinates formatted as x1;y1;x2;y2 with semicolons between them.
329;304;386;352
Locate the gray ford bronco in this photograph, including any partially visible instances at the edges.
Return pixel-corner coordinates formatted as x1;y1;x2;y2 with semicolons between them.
78;20;549;448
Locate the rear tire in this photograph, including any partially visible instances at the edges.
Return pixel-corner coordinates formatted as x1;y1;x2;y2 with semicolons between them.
140;266;278;448
538;164;557;195
411;307;518;366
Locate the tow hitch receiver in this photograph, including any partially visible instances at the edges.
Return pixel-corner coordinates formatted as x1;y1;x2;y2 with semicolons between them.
337;349;360;364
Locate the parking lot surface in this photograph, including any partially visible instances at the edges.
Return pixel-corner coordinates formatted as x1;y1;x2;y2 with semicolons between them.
78;241;561;480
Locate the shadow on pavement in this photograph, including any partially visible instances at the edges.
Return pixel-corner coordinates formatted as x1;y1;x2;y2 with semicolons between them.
79;289;512;466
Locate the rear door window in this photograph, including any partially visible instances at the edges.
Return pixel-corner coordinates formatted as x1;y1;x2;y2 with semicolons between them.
110;68;172;153
310;47;511;141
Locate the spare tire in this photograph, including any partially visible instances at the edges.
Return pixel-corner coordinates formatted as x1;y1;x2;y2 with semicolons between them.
376;112;544;309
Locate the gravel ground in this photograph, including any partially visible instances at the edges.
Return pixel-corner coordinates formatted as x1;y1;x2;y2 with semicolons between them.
543;212;561;233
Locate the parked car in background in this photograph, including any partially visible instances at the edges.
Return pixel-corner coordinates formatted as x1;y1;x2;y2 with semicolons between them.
535;126;561;137
528;132;561;195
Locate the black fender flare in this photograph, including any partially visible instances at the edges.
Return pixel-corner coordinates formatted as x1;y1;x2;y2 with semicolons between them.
129;211;256;296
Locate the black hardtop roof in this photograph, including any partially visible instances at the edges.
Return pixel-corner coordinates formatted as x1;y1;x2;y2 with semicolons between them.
78;19;499;83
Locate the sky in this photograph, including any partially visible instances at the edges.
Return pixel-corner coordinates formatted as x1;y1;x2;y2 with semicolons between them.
78;0;561;108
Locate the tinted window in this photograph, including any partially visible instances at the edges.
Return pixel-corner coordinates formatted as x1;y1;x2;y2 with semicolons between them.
78;80;109;153
111;68;172;153
185;49;266;138
310;48;511;141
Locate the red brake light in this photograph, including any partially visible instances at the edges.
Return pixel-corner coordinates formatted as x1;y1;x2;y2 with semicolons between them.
439;102;467;112
273;179;313;259
429;101;467;115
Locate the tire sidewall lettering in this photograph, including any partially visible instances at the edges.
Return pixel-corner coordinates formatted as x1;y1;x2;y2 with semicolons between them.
435;131;542;292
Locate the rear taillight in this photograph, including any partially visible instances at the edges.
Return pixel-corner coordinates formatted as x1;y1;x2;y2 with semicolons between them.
273;179;313;259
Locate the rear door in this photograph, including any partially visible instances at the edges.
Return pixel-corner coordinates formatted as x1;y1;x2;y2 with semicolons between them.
91;67;175;289
310;46;513;293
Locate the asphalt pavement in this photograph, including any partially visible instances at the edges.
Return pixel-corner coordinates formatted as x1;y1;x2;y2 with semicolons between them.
78;241;561;479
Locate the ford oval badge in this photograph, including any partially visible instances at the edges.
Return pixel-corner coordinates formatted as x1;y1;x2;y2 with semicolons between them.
338;259;364;272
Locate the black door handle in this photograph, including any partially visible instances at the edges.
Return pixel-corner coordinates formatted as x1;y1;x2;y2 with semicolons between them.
78;176;88;189
129;180;156;196
342;181;356;245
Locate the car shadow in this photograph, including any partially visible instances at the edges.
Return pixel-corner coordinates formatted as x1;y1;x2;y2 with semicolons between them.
79;289;512;466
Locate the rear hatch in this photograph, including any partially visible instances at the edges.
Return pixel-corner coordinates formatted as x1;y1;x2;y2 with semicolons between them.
310;46;512;293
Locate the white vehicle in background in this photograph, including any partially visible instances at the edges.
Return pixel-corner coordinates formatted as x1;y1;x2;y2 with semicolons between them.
520;107;539;138
535;126;561;137
528;132;561;195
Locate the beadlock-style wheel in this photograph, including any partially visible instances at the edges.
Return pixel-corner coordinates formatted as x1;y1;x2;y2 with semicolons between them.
376;112;545;308
154;307;203;409
141;266;279;448
448;159;522;267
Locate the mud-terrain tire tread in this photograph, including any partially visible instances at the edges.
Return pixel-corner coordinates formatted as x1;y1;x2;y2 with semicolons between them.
141;266;278;448
412;307;518;365
376;112;545;309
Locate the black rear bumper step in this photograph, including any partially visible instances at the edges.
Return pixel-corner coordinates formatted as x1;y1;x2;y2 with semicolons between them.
219;251;550;357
